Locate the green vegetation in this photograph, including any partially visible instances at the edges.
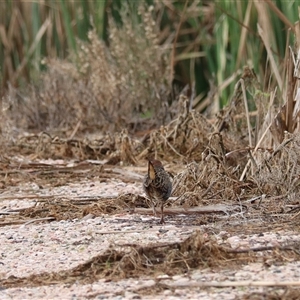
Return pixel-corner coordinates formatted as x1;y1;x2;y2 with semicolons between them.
0;0;298;112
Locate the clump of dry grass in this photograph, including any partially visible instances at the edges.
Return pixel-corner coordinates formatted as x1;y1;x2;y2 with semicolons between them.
2;3;171;138
166;56;300;207
137;94;214;162
0;230;233;289
253;133;300;199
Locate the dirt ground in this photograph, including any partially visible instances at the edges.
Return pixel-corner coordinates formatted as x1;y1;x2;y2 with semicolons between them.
1;157;300;300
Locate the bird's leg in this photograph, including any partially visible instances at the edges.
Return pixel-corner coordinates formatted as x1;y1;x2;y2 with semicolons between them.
152;202;157;216
159;203;165;224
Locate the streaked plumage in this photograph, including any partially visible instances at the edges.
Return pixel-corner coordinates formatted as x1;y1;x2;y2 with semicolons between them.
143;159;172;224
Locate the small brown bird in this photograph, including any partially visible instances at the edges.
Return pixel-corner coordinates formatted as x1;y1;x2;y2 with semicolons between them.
143;159;172;224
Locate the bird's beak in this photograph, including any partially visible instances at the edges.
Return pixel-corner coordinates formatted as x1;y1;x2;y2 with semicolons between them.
148;161;156;180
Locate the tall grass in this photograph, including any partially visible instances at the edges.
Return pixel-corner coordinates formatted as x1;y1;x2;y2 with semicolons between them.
0;0;299;111
165;0;298;111
0;0;107;89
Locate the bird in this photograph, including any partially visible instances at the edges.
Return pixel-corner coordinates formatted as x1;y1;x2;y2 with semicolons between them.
143;159;172;224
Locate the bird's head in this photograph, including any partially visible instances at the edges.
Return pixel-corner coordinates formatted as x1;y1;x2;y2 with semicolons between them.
148;159;163;180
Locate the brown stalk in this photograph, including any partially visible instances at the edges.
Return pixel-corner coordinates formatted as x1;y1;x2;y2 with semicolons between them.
236;1;252;68
264;0;295;32
285;47;295;133
11;18;51;85
257;23;283;91
169;0;188;85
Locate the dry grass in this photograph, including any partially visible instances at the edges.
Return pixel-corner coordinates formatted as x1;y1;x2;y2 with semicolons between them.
2;5;300;298
0;231;232;288
1;228;300;290
1;3;171;138
0;0;300;241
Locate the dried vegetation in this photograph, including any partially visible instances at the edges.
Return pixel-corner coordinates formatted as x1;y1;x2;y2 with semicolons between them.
1;4;171;135
1;0;300;235
2;1;300;297
2;229;300;291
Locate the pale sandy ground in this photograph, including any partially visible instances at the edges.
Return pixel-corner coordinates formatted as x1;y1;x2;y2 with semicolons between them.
1;177;300;299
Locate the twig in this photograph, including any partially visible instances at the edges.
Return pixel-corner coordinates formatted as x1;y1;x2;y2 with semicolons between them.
0;218;53;227
239;122;272;181
243;195;265;203
0;194;54;201
0;211;20;215
161;135;185;158
240;79;252;148
95;228;164;235
0;221;31;227
22;217;56;226
290;210;300;220
161;280;300;289
112;168;144;181
135;205;236;216
68;119;82;140
270;137;294;159
225;243;300;254
240;88;277;181
0;194;116;202
201;180;218;198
